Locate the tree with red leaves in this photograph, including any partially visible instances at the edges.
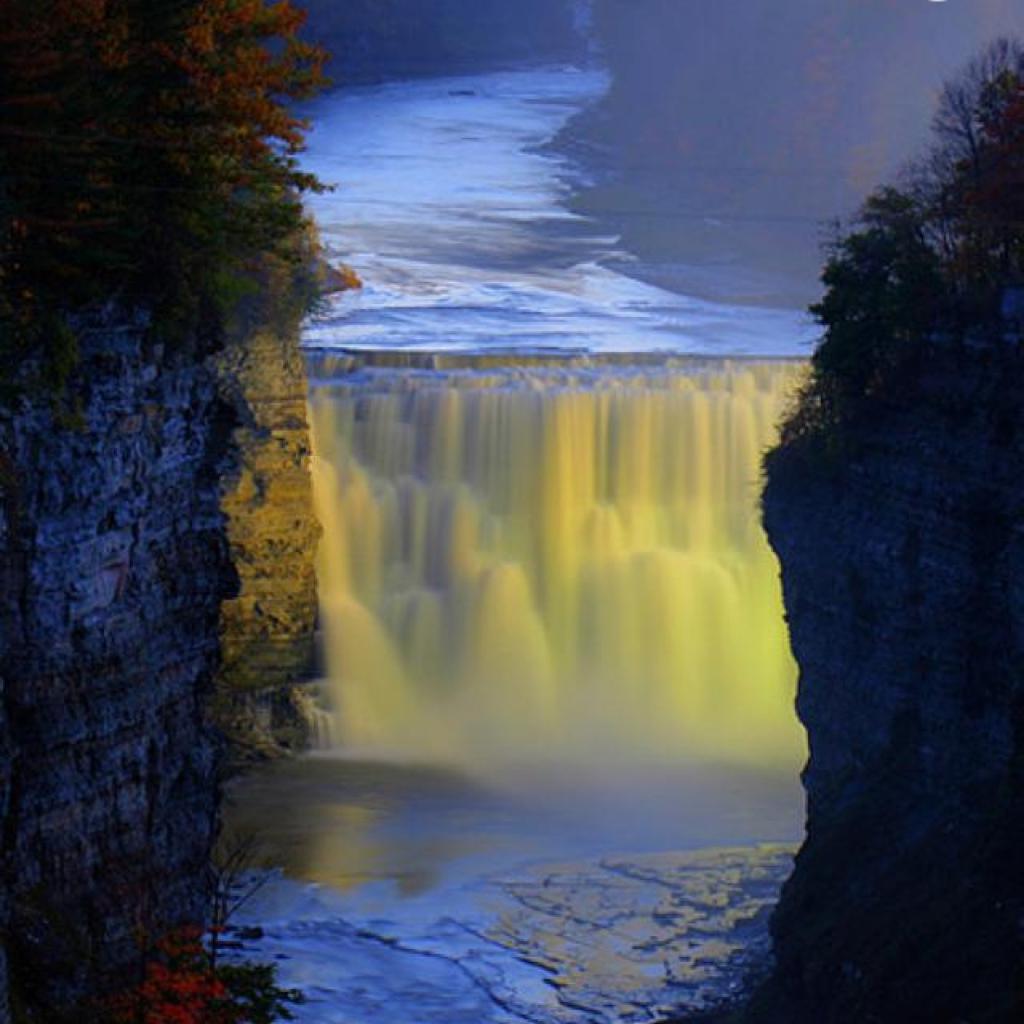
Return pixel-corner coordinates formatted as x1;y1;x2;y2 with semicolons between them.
923;37;1024;295
969;67;1024;276
104;927;302;1024
783;37;1024;445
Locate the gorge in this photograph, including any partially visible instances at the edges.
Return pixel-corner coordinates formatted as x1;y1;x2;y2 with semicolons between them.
2;2;1024;1021
220;28;1024;1020
226;351;808;1021
220;66;811;1022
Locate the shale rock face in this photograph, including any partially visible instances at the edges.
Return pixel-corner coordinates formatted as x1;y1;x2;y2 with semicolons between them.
0;320;234;1018
214;323;321;761
0;302;325;1016
757;341;1024;1023
0;309;321;1017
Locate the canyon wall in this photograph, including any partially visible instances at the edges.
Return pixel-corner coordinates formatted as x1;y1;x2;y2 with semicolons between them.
0;318;232;1018
757;339;1024;1022
0;305;319;1018
215;320;321;762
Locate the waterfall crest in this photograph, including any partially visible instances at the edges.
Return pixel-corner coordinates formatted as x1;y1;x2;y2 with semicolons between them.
309;356;805;769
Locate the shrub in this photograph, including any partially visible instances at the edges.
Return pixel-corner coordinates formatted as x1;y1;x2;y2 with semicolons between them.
103;927;303;1024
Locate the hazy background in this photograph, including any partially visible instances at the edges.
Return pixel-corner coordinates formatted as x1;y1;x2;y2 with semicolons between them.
578;0;1024;304
301;0;1024;305
300;0;584;82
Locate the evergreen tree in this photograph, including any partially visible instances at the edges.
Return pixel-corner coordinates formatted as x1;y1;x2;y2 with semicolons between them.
0;0;327;390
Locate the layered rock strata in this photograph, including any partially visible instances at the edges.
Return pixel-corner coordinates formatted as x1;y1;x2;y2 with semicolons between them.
214;322;321;762
757;339;1024;1023
0;303;321;1018
0;319;232;1018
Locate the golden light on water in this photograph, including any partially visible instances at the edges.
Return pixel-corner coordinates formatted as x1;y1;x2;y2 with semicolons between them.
308;357;806;771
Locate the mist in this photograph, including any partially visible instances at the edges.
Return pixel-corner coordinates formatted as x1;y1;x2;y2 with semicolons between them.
299;0;583;83
579;0;1024;304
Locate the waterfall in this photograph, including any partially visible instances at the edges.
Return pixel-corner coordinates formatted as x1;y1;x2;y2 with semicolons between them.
308;355;805;770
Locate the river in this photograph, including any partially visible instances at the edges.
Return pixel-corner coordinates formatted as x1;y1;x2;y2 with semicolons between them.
225;65;810;1024
300;66;815;356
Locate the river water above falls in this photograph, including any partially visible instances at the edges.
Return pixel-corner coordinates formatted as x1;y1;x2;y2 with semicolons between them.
300;66;816;356
227;66;811;1023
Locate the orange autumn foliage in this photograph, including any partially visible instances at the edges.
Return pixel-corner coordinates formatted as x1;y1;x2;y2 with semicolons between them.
104;927;301;1024
0;0;328;383
106;930;236;1024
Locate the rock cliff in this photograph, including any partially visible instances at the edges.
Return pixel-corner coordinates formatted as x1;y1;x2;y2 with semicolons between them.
756;339;1024;1022
0;304;320;1019
0;319;232;1018
214;320;322;762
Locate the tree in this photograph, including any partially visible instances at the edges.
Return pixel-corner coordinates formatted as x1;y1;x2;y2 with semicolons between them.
968;65;1024;278
0;0;328;389
923;38;1024;296
932;37;1024;189
781;38;1024;446
810;188;944;399
103;927;303;1024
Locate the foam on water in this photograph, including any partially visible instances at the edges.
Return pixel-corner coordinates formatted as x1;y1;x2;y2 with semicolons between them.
227;67;813;1022
300;67;817;356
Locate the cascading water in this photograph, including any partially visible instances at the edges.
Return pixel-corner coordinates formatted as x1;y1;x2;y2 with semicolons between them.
228;68;812;1023
308;353;805;771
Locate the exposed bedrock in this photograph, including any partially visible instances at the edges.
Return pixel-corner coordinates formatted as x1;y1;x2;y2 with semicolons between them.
214;322;321;763
0;319;233;1018
756;339;1024;1023
0;305;320;1018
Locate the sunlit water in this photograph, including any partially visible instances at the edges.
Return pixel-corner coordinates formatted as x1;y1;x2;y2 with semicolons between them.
228;66;810;1023
308;354;804;772
226;756;800;1023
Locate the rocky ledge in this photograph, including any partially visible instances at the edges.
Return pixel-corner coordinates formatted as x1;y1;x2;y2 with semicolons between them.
233;844;793;1024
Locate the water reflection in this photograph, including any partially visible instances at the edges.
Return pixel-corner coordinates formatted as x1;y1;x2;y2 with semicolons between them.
224;755;802;899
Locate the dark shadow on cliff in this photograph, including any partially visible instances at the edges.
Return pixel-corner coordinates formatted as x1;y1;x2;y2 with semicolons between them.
754;334;1024;1023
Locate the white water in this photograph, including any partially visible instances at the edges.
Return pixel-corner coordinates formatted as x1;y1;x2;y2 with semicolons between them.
228;66;809;1024
307;356;804;773
301;67;817;356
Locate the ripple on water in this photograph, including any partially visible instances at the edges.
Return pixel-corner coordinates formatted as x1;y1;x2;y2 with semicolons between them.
232;845;794;1024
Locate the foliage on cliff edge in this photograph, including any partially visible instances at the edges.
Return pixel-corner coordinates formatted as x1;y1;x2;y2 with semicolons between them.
101;927;302;1024
780;37;1024;451
0;0;328;395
